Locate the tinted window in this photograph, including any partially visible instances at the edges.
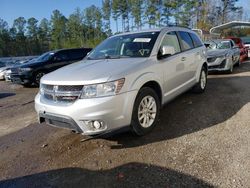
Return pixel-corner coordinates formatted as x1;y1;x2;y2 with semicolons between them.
190;33;203;48
160;31;181;54
178;31;194;50
54;51;69;61
69;49;84;60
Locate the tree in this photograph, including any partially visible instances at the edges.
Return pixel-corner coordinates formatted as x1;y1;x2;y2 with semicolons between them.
145;0;158;28
163;0;178;26
13;17;27;56
66;8;84;48
0;18;10;56
112;0;120;33
102;0;112;35
50;10;68;49
26;17;40;54
130;0;144;30
219;0;240;24
38;18;51;53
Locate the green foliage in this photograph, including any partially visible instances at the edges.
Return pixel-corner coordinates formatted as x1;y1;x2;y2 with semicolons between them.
0;0;247;57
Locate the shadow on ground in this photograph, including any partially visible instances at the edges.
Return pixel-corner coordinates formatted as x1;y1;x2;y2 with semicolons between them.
0;93;15;99
107;64;250;149
0;163;213;188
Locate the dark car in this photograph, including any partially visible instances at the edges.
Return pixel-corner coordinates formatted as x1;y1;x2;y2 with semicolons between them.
10;48;92;86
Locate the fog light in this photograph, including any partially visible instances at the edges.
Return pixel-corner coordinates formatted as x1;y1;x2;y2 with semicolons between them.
93;121;101;129
83;120;105;131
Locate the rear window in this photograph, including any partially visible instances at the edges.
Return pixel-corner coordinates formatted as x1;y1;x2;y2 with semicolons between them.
178;31;194;50
190;33;203;48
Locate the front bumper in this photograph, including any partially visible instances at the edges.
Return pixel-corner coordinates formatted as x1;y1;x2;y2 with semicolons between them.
11;72;33;85
4;74;11;81
0;72;5;80
35;91;137;135
208;57;231;72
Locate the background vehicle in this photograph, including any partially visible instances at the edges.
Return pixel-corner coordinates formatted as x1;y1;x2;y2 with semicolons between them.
226;37;248;61
35;27;208;136
205;39;240;73
4;60;30;81
241;37;250;57
10;48;92;86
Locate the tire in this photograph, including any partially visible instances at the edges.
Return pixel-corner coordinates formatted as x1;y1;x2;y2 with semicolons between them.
192;66;207;93
131;87;160;136
34;71;45;86
235;59;240;67
227;62;234;74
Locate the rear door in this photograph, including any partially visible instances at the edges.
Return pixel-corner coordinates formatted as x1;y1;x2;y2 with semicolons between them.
177;31;197;81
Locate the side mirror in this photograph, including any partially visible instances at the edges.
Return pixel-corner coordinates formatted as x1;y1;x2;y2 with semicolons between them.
204;43;210;48
158;45;175;59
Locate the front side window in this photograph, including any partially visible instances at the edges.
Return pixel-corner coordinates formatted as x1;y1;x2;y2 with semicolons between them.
88;32;160;60
160;31;181;55
54;52;69;61
178;31;194;51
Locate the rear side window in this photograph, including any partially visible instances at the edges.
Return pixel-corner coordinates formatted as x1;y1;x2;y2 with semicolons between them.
178;31;194;51
190;33;203;48
69;50;84;60
160;31;181;54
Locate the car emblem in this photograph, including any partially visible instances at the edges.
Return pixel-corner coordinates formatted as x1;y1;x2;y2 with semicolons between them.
53;85;58;101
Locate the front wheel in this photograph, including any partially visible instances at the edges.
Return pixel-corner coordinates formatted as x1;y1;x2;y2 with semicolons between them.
192;66;207;93
131;87;160;136
227;62;234;74
34;72;45;86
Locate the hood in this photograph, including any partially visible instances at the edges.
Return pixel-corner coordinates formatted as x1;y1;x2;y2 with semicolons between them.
0;66;9;72
15;59;43;68
207;49;229;57
41;58;148;85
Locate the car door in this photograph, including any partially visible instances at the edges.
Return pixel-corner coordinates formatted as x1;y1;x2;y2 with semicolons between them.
51;51;70;71
177;31;197;82
157;31;184;95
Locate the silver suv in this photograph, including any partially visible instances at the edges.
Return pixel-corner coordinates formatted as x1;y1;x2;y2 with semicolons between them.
35;27;208;136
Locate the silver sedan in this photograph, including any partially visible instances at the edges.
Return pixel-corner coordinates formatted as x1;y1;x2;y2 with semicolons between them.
205;39;240;73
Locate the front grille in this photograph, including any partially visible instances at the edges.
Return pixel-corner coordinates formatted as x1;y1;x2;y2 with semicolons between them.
10;68;19;74
209;59;227;69
41;84;83;103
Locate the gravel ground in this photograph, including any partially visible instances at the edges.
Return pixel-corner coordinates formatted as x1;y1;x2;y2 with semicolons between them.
0;60;250;188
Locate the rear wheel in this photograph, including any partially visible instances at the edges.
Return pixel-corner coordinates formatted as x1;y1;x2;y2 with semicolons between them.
192;66;207;93
131;87;160;136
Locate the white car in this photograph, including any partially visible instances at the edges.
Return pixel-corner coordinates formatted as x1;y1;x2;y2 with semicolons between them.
35;27;208;136
4;69;11;81
0;67;8;80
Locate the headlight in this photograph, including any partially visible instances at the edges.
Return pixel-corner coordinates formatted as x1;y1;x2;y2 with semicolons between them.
225;53;230;58
80;78;125;99
19;67;32;72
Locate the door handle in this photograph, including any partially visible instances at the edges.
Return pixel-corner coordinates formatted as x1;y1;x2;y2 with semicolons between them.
181;57;186;61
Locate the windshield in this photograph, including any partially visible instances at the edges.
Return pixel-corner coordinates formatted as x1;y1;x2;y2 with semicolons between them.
241;37;250;44
207;41;231;49
88;32;160;60
36;52;54;62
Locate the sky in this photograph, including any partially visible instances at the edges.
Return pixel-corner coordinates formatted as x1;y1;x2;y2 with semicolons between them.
0;0;249;31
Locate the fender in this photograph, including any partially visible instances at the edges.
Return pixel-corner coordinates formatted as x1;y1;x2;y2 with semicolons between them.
129;71;164;98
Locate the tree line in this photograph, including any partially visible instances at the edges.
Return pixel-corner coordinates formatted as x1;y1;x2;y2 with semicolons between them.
0;0;248;57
